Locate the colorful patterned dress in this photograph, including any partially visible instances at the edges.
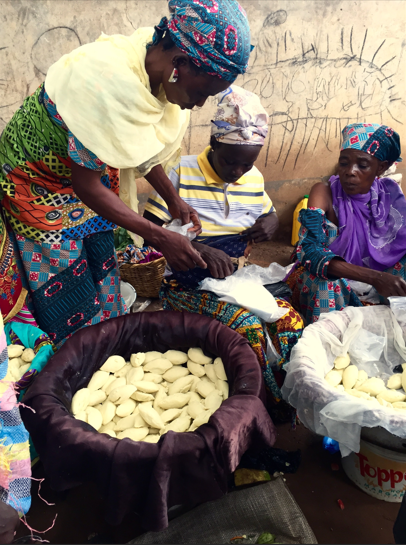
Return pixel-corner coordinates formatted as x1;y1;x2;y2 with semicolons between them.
0;313;31;516
0;85;127;346
288;207;406;324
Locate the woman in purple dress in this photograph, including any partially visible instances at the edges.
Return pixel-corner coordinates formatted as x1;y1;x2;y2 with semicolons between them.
289;123;406;324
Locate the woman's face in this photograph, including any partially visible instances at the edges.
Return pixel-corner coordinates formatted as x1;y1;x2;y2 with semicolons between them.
211;141;261;184
163;61;230;110
337;149;388;195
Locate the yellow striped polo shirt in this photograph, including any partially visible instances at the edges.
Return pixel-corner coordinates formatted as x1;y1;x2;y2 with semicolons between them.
145;147;274;238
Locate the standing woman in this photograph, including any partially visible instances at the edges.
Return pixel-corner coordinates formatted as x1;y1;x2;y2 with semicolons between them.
0;0;253;346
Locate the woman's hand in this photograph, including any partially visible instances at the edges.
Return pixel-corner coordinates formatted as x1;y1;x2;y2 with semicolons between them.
154;230;207;272
371;272;406;298
241;212;279;243
70;163;203;260
145;165;202;235
328;259;406;298
192;242;234;279
0;501;19;544
167;199;202;235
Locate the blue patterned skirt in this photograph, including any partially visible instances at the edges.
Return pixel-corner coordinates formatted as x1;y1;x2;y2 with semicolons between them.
11;229;127;346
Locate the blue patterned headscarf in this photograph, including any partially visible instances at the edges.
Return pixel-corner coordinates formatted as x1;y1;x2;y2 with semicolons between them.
152;0;253;81
341;123;402;163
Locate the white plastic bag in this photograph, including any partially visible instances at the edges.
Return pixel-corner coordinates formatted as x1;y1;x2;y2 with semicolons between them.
389;296;406;328
348;280;380;304
199;276;288;323
162;219;197;277
231;262;294;285
199;261;294;322
164;219;196;241
281;306;406;457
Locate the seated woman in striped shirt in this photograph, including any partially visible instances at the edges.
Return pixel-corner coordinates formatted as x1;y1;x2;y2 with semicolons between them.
144;86;304;406
144;85;278;287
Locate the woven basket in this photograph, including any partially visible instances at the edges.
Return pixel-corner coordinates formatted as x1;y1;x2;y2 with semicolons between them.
119;256;167;298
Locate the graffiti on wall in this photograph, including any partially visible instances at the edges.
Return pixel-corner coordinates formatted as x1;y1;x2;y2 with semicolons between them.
186;8;405;175
1;2;405;178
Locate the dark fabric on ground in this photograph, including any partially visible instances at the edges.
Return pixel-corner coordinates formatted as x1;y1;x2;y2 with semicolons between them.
21;311;276;531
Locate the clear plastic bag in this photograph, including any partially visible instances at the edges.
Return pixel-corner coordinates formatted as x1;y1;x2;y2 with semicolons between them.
232;262;294;284
389;296;406;327
281;305;406;457
348;280;380;304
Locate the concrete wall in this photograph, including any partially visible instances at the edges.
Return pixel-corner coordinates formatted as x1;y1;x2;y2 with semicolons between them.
1;0;405;239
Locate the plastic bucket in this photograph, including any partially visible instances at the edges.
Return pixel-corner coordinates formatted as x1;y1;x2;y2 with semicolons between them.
342;439;406;502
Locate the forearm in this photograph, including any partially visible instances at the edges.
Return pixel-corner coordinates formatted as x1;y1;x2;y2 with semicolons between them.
73;176;165;249
262;211;279;240
142;211;165;247
145;164;179;205
327;258;380;284
298;208;337;278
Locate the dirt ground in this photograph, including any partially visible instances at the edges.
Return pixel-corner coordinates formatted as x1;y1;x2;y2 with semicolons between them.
15;423;401;544
249;239;294;268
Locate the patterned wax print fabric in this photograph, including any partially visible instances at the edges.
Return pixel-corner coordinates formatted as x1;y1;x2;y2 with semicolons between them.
0;84;127;345
4;321;54;395
341;123;402;163
160;279;304;401
0;313;31;516
42;89;107;171
288;207;406;324
211;85;269;145
0;84;119;245
0;213;27;324
152;0;252;81
11;230;127;347
116;245;163;266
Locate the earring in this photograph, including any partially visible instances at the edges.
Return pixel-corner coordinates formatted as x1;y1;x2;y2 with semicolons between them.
168;68;179;83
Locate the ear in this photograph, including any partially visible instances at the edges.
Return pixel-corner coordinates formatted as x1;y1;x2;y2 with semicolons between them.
172;54;190;70
210;135;220;150
377;160;390;177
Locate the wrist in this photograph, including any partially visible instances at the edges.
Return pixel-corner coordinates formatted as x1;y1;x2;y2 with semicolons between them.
192;240;206;255
368;269;383;284
166;192;181;207
147;223;168;250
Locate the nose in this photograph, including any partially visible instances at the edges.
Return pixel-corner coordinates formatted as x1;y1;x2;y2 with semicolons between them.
231;166;245;179
344;162;357;178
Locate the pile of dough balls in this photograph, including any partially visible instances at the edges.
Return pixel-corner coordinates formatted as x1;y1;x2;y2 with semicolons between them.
4;344;35;382
325;354;406;411
71;348;229;443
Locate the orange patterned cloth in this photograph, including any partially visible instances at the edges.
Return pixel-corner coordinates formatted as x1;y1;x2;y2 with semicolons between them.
0;215;26;323
161;279;304;401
